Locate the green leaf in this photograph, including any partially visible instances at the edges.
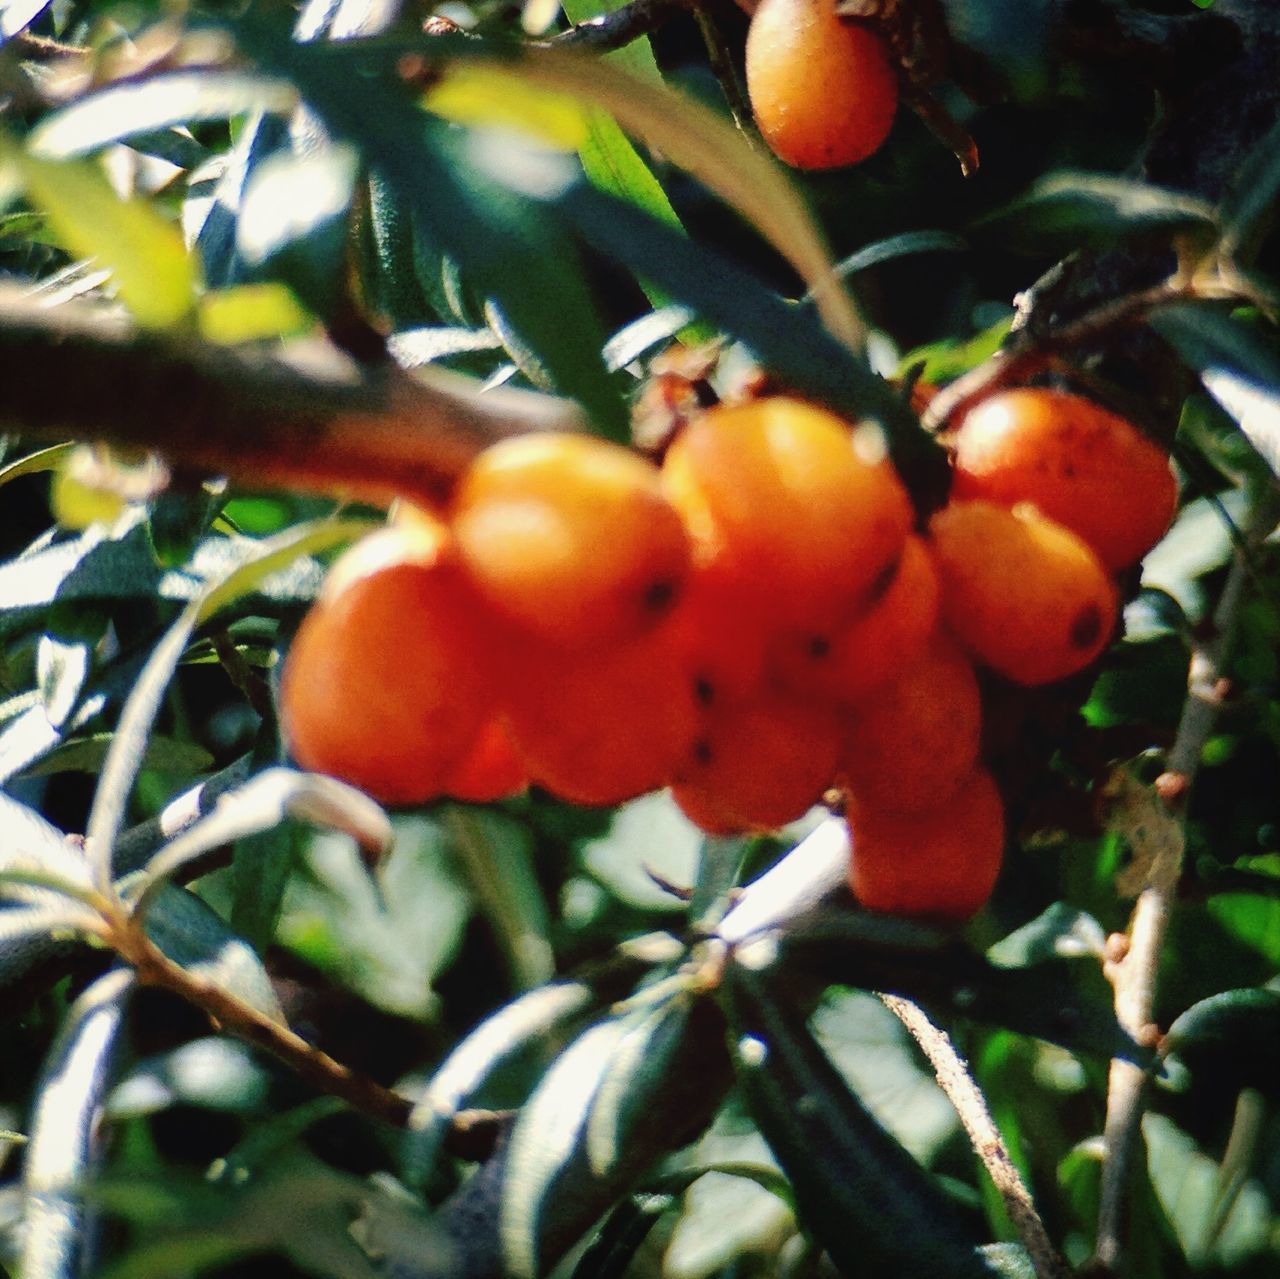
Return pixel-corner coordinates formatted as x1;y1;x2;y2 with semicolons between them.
27;71;298;159
585;994;693;1176
1161;987;1280;1098
130;767;391;920
582;790;703;913
723;966;992;1278
143;884;284;1023
2;135;199;329
501;1014;635;1279
403;980;596;1186
21;733;214;779
0;441;75;487
277;817;470;1020
975;172;1218;253
198;283;313;345
824;230;968;287
22;967;134;1279
83;518;366;890
1150;303;1280;479
570;1192;677;1279
1220;116;1280;264
226;18;629;439
107;1037;272;1118
986;903;1107;968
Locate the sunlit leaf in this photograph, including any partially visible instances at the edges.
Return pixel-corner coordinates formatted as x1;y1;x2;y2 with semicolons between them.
2;137;198;329
23;968;134;1279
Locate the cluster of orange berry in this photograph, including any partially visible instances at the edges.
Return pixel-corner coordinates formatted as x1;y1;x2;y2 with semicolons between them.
280;387;1176;921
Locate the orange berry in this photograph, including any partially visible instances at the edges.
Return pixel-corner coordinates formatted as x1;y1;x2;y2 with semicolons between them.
770;534;940;705
950;388;1178;570
672;692;841;834
502;623;699;807
847;766;1005;921
663;398;913;631
451;433;690;650
745;0;899;169
280;521;496;805
668;567;773;709
837;636;981;814
929;500;1118;686
443;718;528;803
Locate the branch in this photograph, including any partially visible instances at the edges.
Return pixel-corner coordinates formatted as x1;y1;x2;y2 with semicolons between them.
552;0;693;51
882;995;1071;1279
1089;488;1280;1274
0;288;584;507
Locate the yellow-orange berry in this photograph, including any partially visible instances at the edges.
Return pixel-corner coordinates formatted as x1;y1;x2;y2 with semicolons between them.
502;623;699;808
672;692;841;834
745;0;899;169
770;534;940;705
280;521;496;805
847;766;1005;921
837;636;981;813
951;388;1178;570
451;433;690;650
663;398;913;631
929;500;1118;686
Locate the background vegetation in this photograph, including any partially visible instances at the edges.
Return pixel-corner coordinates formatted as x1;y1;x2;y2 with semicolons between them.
0;1;1278;1277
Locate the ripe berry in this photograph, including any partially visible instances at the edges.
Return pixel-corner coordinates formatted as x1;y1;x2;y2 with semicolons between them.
745;0;899;169
837;635;981;814
950;388;1179;570
502;622;699;807
672;692;841;834
770;534;940;706
929;500;1118;686
663;397;913;632
847;765;1005;921
443;718;528;803
280;521;496;805
451;433;690;650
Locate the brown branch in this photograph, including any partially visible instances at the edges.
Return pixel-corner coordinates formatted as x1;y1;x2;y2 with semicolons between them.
0;288;584;508
111;918;414;1127
882;995;1071;1279
1088;488;1280;1275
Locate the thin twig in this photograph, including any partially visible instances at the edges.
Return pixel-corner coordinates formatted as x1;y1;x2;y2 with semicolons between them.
552;0;693;51
1090;488;1280;1274
115;921;414;1127
919;275;1251;435
692;2;756;138
882;995;1071;1279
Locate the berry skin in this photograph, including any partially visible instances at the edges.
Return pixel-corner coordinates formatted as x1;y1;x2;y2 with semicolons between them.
929;500;1119;687
745;0;899;169
502;622;699;808
770;534;940;706
837;635;981;814
672;692;841;834
443;718;528;803
847;765;1005;921
950;388;1179;570
280;521;496;805
451;433;690;651
663;397;913;632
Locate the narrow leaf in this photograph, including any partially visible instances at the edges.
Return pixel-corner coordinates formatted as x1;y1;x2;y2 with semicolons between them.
3;137;198;329
1162;987;1280;1097
403;981;595;1185
130;768;392;918
1220;116;1280;264
724;966;992;1279
1150;302;1280;479
500;1016;635;1279
22;968;134;1279
84;518;366;890
27;72;298;159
